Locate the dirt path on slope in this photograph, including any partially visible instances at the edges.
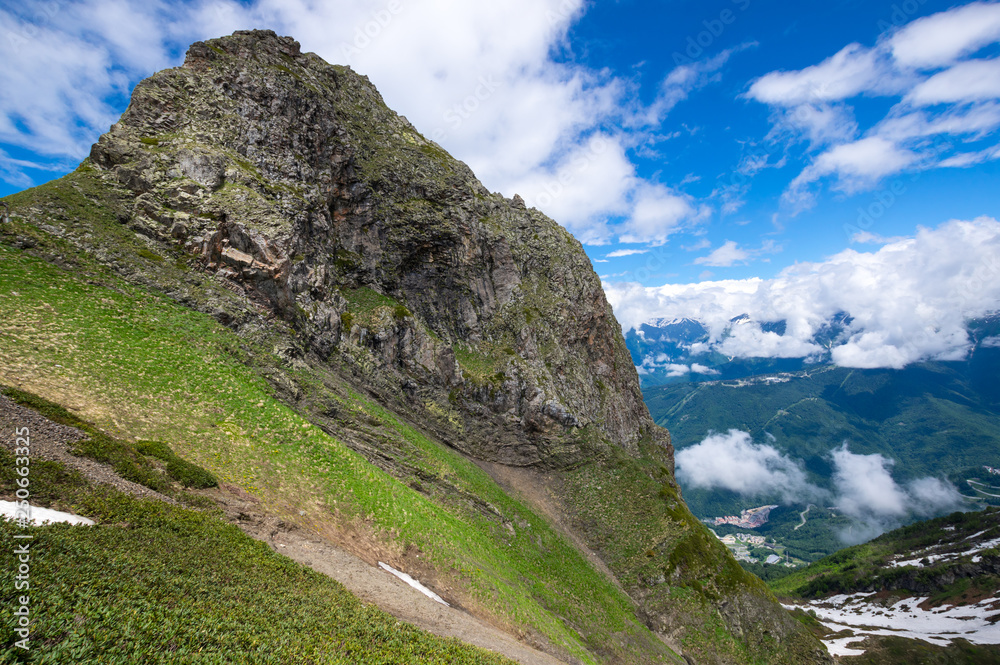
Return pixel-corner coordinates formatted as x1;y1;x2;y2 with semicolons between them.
475;460;626;596
213;484;572;665
0;393;176;504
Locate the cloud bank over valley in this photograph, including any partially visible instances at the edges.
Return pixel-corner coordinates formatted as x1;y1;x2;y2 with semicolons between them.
608;216;1000;369
676;430;967;543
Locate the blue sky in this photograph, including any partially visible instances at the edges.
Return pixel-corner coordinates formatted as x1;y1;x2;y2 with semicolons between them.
3;0;1000;365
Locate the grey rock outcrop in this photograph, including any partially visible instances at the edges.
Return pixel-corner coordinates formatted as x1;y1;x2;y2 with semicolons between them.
89;29;666;470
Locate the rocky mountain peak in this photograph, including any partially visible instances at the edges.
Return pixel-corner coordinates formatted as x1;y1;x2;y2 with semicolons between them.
87;29;667;470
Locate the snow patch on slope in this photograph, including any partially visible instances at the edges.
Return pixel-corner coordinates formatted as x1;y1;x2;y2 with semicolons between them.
785;592;1000;656
378;561;449;606
0;500;94;526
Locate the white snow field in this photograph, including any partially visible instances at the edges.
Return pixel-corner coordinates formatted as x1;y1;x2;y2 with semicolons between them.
785;592;1000;656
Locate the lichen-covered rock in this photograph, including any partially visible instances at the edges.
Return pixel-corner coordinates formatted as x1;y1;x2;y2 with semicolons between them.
88;28;663;470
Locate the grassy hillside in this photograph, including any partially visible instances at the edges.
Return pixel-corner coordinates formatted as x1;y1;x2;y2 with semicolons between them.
0;441;513;664
0;183;682;664
770;507;1000;600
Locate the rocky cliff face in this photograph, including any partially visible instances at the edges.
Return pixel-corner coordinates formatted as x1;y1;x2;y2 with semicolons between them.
90;29;662;470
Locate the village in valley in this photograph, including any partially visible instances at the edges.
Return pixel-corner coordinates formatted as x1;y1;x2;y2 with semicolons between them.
704;505;801;566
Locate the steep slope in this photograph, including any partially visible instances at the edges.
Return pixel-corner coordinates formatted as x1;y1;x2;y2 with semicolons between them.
0;30;827;664
0;390;517;665
775;508;1000;662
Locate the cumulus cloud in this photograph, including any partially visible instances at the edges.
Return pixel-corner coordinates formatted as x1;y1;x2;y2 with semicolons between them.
635;356;720;377
746;2;1000;211
675;430;822;503
889;1;1000;69
676;433;967;544
849;231;907;244
746;43;893;106
0;0;726;248
906;58;1000;106
830;444;967;543
830;445;908;520
693;238;779;267
606;216;1000;369
616;183;707;246
694;240;749;267
784;136;918;207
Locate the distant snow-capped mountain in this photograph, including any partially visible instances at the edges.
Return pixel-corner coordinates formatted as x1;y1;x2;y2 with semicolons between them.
627;313;999;387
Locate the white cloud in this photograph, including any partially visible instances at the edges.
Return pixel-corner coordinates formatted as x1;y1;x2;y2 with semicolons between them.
830;444;966;543
906;476;967;517
0;0;730;246
906;58;1000;105
768;102;859;147
694;240;748;267
830;445;908;519
937;142;1000;167
716;325;823;359
693;239;779;268
746;43;891;106
747;3;1000;208
635;357;721;377
876;102;1000;142
677;434;966;544
606;248;648;258
606;216;1000;369
675;430;822;503
785;137;917;206
849;231;907;244
889;1;1000;69
617;182;706;246
511;134;635;244
639;47;744;126
683;238;712;251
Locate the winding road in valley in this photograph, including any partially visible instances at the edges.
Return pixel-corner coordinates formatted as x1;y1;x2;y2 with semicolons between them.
794;504;816;531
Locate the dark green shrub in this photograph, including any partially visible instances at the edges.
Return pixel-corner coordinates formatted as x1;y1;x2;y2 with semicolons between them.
135;439;174;460
166;457;219;489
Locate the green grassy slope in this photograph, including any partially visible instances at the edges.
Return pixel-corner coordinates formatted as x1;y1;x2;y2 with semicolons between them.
0;180;680;664
770;507;1000;600
0;444;513;664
